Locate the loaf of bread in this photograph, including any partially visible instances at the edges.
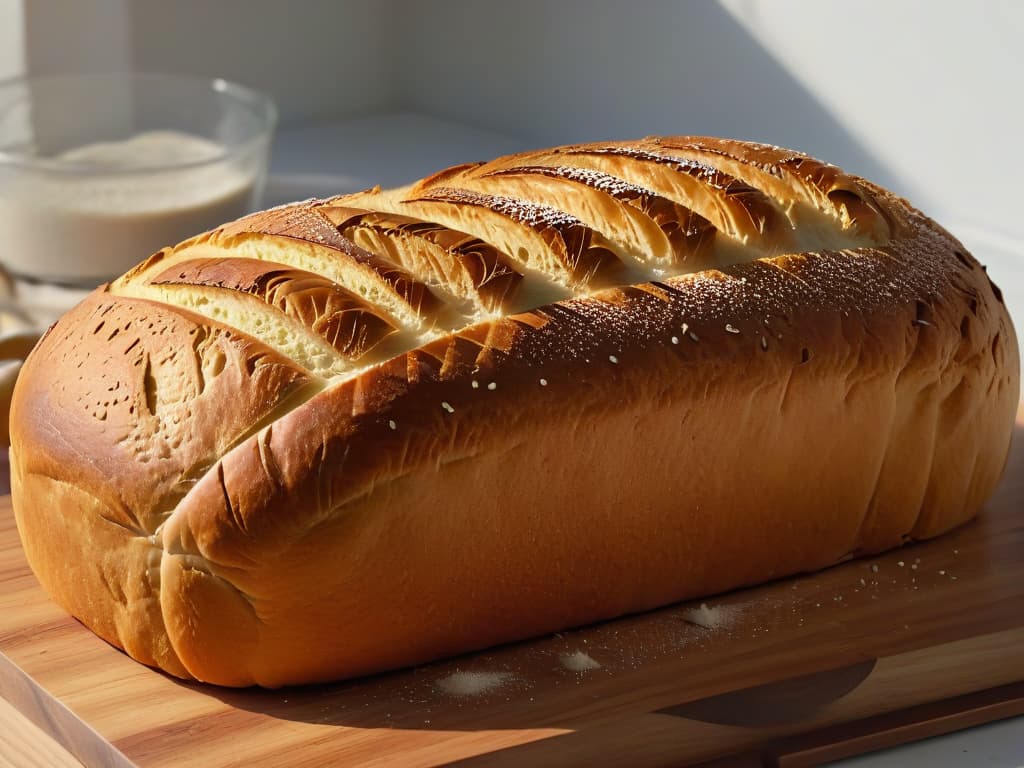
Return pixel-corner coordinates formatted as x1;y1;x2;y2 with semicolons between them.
9;137;1018;687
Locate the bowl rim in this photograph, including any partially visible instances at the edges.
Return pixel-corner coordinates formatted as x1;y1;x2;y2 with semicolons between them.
0;71;277;175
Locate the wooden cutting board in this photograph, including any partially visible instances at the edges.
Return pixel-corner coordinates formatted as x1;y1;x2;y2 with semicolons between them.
1;419;1023;767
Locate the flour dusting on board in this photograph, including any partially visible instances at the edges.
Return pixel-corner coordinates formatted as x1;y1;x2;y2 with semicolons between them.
681;602;740;630
560;650;602;672
436;670;512;696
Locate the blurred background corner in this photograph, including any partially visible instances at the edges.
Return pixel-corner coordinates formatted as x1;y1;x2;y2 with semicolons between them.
4;0;1022;235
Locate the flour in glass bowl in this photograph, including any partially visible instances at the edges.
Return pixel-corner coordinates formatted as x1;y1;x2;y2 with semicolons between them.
0;131;258;285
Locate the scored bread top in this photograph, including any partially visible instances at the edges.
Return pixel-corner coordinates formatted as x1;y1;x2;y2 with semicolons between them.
18;136;953;542
113;136;891;375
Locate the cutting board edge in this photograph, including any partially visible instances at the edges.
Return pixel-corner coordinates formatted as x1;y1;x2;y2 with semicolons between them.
0;647;137;768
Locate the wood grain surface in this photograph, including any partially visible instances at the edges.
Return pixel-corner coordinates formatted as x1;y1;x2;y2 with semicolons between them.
0;696;81;768
1;419;1022;767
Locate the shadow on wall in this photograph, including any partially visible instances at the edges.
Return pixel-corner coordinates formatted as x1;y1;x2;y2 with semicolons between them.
399;0;908;198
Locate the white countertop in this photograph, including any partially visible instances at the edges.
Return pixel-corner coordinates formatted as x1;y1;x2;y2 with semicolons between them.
831;716;1023;767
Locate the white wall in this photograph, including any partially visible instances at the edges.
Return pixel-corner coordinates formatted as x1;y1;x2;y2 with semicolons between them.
12;1;1023;238
720;0;1024;238
399;2;831;141
23;0;131;74
127;0;400;124
19;0;399;125
0;0;25;80
397;0;1022;238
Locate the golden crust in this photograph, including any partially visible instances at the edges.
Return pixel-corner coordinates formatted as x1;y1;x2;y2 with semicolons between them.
9;137;1019;686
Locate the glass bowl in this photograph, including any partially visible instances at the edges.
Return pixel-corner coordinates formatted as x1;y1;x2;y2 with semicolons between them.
0;72;276;286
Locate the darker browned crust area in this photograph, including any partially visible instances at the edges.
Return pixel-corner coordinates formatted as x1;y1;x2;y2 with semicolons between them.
412;187;624;282
558;144;779;238
649;136;892;239
219;204;446;322
484;164;718;263
150;257;399;359
324;206;525;311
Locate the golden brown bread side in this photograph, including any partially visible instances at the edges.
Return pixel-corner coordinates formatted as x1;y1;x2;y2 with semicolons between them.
9;137;1019;687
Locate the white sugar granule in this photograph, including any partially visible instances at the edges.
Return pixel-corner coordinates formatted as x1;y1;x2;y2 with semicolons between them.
559;650;602;672
436;670;511;696
681;602;738;630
